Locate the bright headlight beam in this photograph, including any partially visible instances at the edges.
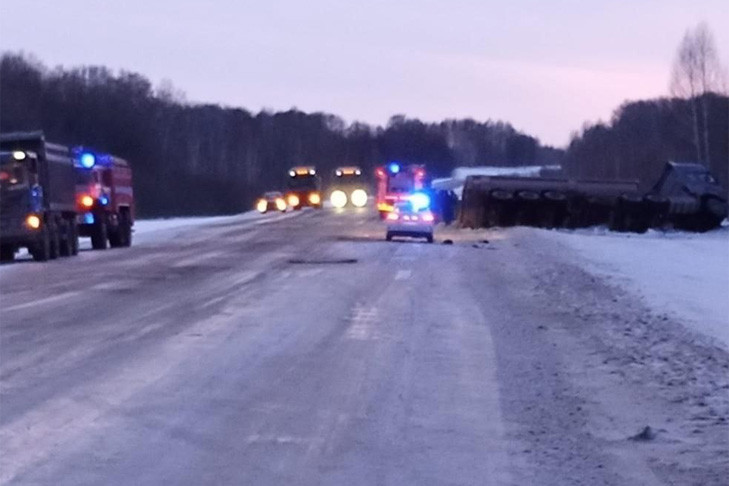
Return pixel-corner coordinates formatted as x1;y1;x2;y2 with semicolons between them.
330;190;347;208
350;189;368;208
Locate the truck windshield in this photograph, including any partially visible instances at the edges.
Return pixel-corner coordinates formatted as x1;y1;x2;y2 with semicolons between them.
287;175;318;190
0;158;29;191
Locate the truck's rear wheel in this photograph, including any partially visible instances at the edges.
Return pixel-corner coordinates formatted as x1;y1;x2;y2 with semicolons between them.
91;218;108;250
120;210;132;247
31;226;52;262
59;219;75;257
70;220;79;255
48;223;60;260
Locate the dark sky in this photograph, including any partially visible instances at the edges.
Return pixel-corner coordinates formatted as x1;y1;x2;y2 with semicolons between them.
1;0;727;146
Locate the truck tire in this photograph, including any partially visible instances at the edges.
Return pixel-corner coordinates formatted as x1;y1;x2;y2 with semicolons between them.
0;246;15;262
69;220;80;255
91;217;108;250
59;219;73;257
108;222;122;248
49;222;60;260
31;226;52;262
120;210;132;247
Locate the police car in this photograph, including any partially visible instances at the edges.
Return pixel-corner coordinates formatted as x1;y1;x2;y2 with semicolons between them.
385;193;435;243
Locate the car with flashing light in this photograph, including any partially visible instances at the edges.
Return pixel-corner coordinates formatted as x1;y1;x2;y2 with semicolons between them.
73;147;134;250
385;196;435;243
0;131;79;262
256;191;287;213
285;166;322;209
329;166;369;209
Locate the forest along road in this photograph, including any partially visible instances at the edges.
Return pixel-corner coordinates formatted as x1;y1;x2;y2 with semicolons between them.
0;209;726;485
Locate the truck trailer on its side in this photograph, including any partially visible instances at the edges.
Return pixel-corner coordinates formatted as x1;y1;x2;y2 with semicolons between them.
459;161;728;233
0;131;79;262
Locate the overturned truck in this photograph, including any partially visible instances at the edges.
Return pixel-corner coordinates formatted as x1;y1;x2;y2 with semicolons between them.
459;162;728;233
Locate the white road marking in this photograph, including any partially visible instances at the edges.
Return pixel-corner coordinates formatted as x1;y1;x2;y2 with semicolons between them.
345;304;379;341
395;269;412;281
3;291;81;312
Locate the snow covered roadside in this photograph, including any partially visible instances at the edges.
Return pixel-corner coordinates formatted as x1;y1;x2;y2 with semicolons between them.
540;226;729;348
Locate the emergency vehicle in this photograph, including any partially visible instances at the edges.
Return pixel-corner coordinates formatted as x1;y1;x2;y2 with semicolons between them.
329;166;369;208
285;166;322;209
375;163;429;218
73;148;134;249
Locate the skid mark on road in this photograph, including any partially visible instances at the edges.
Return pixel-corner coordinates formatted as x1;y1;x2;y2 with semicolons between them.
346;304;379;341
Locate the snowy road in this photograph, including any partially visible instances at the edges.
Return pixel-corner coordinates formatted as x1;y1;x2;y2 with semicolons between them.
0;209;727;485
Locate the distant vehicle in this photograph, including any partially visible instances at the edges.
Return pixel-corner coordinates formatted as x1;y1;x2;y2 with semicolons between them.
385;199;435;243
375;163;429;219
73;148;134;249
256;191;287;213
285;166;322;210
0;131;79;262
330;166;369;208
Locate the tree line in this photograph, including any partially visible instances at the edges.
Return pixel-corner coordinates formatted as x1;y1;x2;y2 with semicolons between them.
564;23;728;191
0;53;560;217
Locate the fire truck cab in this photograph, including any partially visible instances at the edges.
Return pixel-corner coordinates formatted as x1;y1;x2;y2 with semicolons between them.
74;148;134;249
375;163;429;219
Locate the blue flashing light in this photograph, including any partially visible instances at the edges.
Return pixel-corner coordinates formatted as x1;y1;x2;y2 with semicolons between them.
83;213;95;224
99;195;109;206
410;192;431;211
388;162;401;174
79;152;96;169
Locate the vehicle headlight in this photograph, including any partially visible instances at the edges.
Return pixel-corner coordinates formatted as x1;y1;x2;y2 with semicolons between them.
80;195;94;208
25;214;41;229
350;189;368;208
330;190;347;208
288;194;300;207
256;199;268;213
275;198;286;211
309;192;321;205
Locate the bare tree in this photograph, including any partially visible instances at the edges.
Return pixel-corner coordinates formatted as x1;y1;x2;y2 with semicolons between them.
670;22;726;166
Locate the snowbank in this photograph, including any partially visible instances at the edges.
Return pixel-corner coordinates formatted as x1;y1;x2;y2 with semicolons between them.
541;226;729;348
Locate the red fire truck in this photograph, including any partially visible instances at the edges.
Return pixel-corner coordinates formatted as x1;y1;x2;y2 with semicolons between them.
375;163;429;218
73;148;134;249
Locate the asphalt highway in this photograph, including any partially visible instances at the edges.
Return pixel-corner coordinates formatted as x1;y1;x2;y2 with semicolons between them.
1;208;726;485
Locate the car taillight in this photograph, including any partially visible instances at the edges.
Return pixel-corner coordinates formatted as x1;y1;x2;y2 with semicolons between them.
386;212;399;221
422;212;435;222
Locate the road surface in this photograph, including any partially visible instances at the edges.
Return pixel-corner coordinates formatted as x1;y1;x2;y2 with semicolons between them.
1;209;727;485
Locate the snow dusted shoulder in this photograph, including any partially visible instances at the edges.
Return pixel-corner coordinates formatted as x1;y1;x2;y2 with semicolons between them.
540;224;729;348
